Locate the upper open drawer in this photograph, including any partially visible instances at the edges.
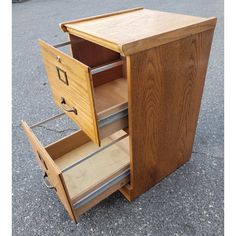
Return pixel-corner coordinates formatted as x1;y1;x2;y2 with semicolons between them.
39;39;128;146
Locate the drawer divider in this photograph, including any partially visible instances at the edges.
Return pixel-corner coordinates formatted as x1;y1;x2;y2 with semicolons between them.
61;133;129;173
73;169;130;209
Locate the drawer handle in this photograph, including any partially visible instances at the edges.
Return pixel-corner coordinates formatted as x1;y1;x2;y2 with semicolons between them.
60;97;77;115
56;67;69;85
43;173;55;190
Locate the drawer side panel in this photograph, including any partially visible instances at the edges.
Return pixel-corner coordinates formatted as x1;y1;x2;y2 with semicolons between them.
127;29;215;199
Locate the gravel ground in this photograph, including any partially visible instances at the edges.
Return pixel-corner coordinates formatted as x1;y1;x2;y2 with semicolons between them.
12;0;224;235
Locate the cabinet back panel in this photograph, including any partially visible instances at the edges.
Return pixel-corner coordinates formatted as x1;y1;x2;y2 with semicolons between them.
69;34;123;87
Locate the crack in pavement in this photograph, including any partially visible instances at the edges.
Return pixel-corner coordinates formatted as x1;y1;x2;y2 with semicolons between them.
14;123;223;159
37;125;78;134
13;121;78;133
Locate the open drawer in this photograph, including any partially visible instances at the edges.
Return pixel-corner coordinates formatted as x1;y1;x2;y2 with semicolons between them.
39;38;127;146
21;120;130;223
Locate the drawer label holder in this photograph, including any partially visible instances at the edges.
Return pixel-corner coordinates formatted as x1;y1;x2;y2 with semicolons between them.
56;66;69;85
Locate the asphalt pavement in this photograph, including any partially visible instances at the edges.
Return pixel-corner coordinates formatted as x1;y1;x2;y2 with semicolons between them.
12;0;224;235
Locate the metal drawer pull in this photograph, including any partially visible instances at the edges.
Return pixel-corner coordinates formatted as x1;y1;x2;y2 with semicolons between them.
60;97;77;114
43;173;55;190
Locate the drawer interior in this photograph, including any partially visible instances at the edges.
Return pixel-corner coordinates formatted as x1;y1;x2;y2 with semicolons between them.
22;120;130;222
68;35;128;119
47;130;130;204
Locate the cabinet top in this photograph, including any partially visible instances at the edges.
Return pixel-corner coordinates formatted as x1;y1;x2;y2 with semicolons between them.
60;7;216;56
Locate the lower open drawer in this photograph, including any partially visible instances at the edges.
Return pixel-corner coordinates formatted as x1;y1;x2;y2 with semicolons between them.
21;121;130;223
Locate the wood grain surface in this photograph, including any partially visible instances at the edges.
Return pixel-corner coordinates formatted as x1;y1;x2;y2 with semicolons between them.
61;8;216;55
69;35;123;87
127;29;215;199
56;133;129;202
22;121;130;223
69;34;120;67
38;39;101;145
94;78;127;115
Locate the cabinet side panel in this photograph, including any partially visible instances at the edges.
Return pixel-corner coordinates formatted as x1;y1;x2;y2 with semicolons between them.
128;29;215;199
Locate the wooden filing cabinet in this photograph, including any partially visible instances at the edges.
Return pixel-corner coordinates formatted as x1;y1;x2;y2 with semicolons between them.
22;7;217;223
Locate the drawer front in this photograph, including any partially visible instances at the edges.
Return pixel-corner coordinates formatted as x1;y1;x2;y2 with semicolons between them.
38;40;100;145
21;121;76;222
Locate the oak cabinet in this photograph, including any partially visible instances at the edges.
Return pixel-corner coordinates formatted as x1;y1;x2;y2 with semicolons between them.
22;7;216;223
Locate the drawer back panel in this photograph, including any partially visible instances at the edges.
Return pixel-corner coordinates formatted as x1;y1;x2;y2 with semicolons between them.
69;35;123;87
38;40;100;145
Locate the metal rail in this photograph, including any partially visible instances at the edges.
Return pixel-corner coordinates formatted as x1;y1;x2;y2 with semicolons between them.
53;39;84;48
53;41;72;48
53;42;123;75
30;103;127;130
73;169;130;209
91;60;123;75
98;107;128;128
61;107;128;172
